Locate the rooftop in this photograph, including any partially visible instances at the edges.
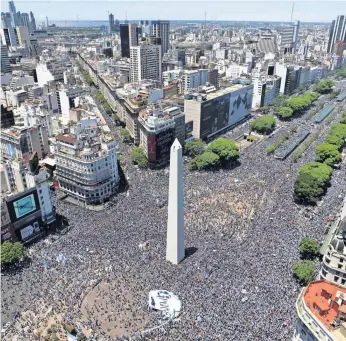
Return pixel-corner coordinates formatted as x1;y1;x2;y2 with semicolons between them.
303;280;346;334
56;134;77;145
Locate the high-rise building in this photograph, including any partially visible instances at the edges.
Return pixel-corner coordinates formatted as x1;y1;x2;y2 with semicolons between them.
29;11;36;32
20;13;30;30
151;20;170;54
120;23;138;58
0;27;18;47
1;12;12;28
293;280;346;341
130;43;162;82
114;19;120;33
327;15;346;53
1;44;11;74
9;1;19;26
280;20;300;54
108;13;114;34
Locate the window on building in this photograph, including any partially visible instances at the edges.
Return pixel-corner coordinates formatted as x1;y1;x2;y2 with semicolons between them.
342;279;346;285
334;276;339;282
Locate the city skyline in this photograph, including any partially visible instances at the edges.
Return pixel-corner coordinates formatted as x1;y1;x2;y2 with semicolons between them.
1;1;345;23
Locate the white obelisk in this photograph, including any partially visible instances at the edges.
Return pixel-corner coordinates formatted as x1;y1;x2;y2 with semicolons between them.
166;139;185;265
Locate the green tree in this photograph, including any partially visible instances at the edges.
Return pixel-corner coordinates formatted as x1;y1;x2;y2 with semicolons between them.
293;260;316;285
131;147;148;168
294;162;333;204
340;113;346;124
299;238;320;260
120;128;132;143
276;106;293;119
188;151;220;171
313;79;335;94
315;143;342;167
184;139;206;157
250;116;276;134
325;123;346;150
272;94;289;108
287;96;309;113
329;89;341;99
1;241;24;265
259;105;271;114
206;138;240;166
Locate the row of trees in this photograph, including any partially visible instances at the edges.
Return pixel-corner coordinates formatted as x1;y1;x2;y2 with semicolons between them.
261;91;320;120
293;238;320;285
294;114;346;205
186;138;240;171
95;91;113;115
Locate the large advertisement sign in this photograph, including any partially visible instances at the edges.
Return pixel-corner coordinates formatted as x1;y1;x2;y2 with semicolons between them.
7;189;40;224
146;128;175;166
228;85;253;126
156;129;175;166
200;85;253;139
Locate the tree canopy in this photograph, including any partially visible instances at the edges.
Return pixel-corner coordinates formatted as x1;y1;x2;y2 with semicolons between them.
1;241;24;265
271;94;289;108
275;106;293;119
340;112;346;124
294;162;333;205
206;138;240;166
315;143;342;167
188;151;220;171
293;260;316;285
120;128;132;143
325;123;346;150
299;238;320;260
313;79;335;94
259;106;271;114
130;147;148;168
184;139;206;157
250;116;276;134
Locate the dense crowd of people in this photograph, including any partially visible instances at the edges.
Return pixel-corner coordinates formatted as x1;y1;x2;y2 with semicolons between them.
1;84;346;341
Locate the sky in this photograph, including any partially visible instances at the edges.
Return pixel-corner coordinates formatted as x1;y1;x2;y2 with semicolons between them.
0;0;345;23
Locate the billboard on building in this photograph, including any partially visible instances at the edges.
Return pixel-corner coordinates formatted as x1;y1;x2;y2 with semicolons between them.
200;85;253;139
6;188;40;224
147;128;175;166
1;223;17;243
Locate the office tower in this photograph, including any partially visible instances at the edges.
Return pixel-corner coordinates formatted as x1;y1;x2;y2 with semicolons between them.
1;12;12;28
151;20;170;54
114;19;120;33
120;24;130;57
130;43;162;82
280;20;300;54
1;44;11;73
9;1;18;26
108;13;114;34
1;27;18;47
120;23;137;58
166;139;185;265
16;11;22;26
327;15;346;53
30;11;36;32
20;13;30;30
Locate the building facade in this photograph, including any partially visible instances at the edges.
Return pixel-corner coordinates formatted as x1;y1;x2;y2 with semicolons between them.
151;20;170;54
184;84;253;140
327;15;346;53
55;118;120;205
130;43;162;83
